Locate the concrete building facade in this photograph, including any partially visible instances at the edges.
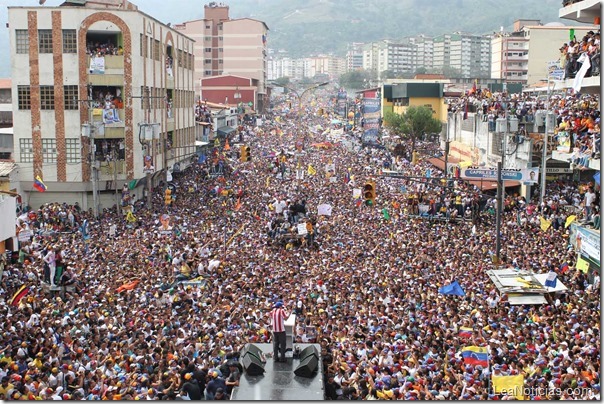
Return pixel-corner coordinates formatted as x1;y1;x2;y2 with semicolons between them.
8;0;196;208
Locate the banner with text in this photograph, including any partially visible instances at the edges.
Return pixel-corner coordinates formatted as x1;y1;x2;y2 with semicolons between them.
362;97;381;145
461;167;540;183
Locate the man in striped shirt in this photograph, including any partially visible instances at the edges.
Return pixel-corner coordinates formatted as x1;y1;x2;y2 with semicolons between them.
270;301;289;362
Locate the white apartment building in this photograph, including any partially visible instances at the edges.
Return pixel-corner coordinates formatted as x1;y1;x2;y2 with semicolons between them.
346;42;365;71
362;40;416;79
407;35;434;71
8;0;196;208
433;33;491;78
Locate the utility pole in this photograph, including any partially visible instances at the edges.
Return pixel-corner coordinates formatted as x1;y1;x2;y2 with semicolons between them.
113;147;120;216
77;84;102;219
495;160;503;264
540;78;554;208
130;87;164;211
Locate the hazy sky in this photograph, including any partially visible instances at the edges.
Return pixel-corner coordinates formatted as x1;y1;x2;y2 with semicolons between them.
0;0;217;77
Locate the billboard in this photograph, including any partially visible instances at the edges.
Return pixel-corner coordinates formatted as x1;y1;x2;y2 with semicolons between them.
336;89;347;117
362;97;381;145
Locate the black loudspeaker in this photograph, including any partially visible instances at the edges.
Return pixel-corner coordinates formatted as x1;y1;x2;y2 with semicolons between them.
294;355;318;378
241;352;265;376
243;343;264;361
298;345;319;362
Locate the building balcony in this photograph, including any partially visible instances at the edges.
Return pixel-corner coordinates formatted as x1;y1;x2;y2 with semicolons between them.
91;108;125;129
98;159;127;181
559;0;601;23
554;75;600;94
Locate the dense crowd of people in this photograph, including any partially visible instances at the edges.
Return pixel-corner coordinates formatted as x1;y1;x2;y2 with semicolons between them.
560;30;600;79
0;92;600;400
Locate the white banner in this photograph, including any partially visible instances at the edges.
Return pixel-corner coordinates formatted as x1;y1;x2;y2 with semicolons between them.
89;56;105;74
317;204;332;216
297;223;308;236
352;188;362;199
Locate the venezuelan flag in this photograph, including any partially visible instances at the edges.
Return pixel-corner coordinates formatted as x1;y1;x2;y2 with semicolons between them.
33;176;47;192
461;346;489;368
459;326;473;339
9;285;30;306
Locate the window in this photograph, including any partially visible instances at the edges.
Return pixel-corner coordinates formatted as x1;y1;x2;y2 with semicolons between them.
204;36;211;41
62;30;77;53
42;139;57;163
204;59;211;64
154;40;160;61
20;139;34;163
205;25;211;29
40;86;55;110
140;34;146;57
205;70;211;75
218;36;223;41
218;48;223;52
219;59;223;64
66;138;80;163
38;29;53;53
16;30;29;54
64;85;79;110
205;47;212;52
18;86;31;110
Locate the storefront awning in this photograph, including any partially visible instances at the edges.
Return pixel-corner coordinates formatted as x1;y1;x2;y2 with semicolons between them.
217;126;236;136
195;141;209;147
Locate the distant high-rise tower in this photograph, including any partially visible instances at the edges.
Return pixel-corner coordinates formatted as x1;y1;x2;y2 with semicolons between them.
174;3;269;106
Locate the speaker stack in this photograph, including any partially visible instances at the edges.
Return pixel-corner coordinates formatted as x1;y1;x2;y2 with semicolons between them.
240;344;265;376
294;345;319;378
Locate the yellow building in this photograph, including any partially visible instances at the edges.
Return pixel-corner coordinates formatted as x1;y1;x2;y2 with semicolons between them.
384;83;447;122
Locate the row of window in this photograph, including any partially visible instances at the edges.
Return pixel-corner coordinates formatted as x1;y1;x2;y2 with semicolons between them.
140;34;193;70
16;29;77;54
18;85;79;110
19;138;80;163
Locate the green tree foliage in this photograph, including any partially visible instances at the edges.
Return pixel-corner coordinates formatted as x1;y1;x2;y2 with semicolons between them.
339;69;375;90
384;106;442;150
272;77;291;87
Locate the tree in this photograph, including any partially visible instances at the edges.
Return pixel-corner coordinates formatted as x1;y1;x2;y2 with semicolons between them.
273;76;291;87
384;105;442;153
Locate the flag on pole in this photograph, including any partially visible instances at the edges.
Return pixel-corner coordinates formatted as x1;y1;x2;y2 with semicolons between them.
461;346;489;368
9;285;30;306
33;176;47;192
565;215;576;228
459;326;473;339
382;208;390;220
539;217;551;232
307;164;317;175
438;281;466;296
492;375;525;400
544;271;557;288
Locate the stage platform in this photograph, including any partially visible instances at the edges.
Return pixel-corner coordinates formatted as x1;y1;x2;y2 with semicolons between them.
230;343;324;401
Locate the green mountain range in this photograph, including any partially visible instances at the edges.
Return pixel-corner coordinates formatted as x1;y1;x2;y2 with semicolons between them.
228;0;573;57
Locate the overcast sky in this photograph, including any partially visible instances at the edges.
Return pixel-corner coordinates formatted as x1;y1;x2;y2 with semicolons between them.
0;0;220;77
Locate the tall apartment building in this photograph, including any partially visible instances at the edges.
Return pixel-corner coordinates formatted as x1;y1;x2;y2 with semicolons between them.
267;57;305;80
407;35;434;71
491;19;596;85
346;42;365;71
8;0;196;208
174;3;269;109
305;55;347;79
433;33;491;78
362;40;416;79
